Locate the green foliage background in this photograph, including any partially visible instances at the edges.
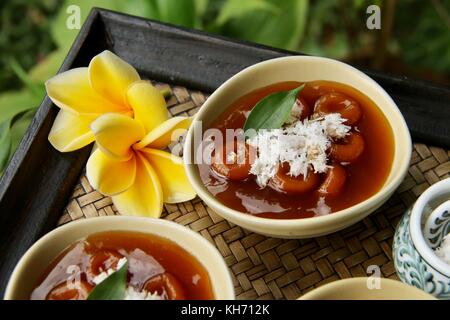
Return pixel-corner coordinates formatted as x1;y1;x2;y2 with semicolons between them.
0;0;449;175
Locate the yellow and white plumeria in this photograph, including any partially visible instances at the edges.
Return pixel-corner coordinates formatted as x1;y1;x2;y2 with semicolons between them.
45;50;195;217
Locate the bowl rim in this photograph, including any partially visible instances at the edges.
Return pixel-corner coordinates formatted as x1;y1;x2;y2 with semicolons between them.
183;55;412;229
4;216;235;300
298;277;436;300
410;177;450;277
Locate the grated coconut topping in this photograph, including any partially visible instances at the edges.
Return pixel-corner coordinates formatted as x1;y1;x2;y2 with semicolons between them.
92;257;165;300
124;286;165;300
248;113;350;187
92;257;128;285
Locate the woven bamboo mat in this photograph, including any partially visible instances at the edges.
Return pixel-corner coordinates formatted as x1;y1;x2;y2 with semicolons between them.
57;82;450;300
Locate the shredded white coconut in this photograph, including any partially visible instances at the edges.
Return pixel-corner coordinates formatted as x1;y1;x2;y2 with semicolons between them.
321;113;351;139
435;233;450;265
92;257;128;285
124;286;165;300
224;142;247;164
91;257;166;300
248;113;350;187
308;197;331;216
286;100;305;124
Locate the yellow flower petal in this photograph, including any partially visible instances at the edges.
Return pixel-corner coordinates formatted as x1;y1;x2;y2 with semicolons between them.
86;149;136;196
45;68;125;115
134;117;192;150
89;50;140;106
48;110;96;152
112;154;163;217
140;148;196;203
90;113;145;160
126;81;169;132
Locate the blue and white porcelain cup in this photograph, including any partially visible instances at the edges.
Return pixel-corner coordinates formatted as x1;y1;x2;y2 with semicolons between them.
393;178;450;299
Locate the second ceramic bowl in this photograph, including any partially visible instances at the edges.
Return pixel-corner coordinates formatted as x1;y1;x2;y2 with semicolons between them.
4;216;235;300
184;56;412;238
299;278;435;300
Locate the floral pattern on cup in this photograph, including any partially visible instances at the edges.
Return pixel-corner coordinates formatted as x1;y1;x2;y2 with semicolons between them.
424;201;450;250
393;208;450;299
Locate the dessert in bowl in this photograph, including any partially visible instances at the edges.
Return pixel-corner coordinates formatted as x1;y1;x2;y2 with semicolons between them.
4;216;234;300
184;56;412;238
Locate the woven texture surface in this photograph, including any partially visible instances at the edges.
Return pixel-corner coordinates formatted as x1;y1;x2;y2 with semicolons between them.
58;83;450;300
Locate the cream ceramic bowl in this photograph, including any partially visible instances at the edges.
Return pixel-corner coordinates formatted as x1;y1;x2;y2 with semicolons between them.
184;56;412;238
4;216;235;300
299;278;435;300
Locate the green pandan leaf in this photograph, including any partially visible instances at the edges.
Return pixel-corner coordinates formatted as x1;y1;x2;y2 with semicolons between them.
244;85;304;138
87;260;128;300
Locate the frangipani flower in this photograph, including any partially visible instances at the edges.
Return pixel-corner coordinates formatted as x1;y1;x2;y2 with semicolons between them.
46;50;196;217
46;50;163;152
86;112;195;217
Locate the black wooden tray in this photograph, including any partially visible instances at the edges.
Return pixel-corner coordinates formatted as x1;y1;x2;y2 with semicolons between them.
0;8;449;297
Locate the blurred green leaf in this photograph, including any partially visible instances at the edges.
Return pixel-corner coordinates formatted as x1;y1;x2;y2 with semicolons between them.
51;0;200;52
51;0;123;51
118;0;155;18
153;0;198;28
194;0;209;28
221;0;309;50
0;90;41;124
0;110;36;176
396;0;450;73
0;1;59;92
302;31;350;59
215;0;279;26
9;58;43;96
195;0;209;16
300;0;352;59
0;121;12;175
352;0;381;9
10;110;36;152
29;49;67;83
